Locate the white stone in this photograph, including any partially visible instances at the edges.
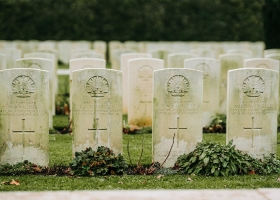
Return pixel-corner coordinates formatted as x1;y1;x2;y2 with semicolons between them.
168;53;198;68
120;53;152;114
227;49;253;57
150;49;174;68
93;40;106;56
70;48;93;58
128;58;164;127
0;53;6;70
57;41;71;65
184;58;220;126
108;41;124;63
0;48;21;69
38;41;56;50
264;49;280;56
190;49;216;58
0;68;49;166
71;41;91;50
153;68;203;167
227;68;278;159
72;68;122;155
16;58;54;128
219;53;250;114
111;49;136;70
72;51;104;59
124;41;139;52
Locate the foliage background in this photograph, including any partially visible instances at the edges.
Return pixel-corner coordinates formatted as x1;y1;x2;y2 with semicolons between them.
0;0;268;42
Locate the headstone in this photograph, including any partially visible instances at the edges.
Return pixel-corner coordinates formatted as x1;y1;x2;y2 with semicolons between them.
38;41;56;50
264;49;280;56
153;68;203;167
16;58;54;128
219;53;250;114
0;48;22;69
227;68;278;159
0;53;6;70
72;68;122;154
168;53;198;68
71;41;91;50
69;58;106;116
184;58;220;126
265;53;280;61
124;41;139;52
190;49;216;58
128;58;164;127
150;49;174;68
70;48;93;58
120;53;152;114
111;49;136;70
57;41;71;65
24;52;57;115
108;41;124;62
244;58;280;113
93;40;107;57
71;51;104;59
0;68;49;166
227;49;253;57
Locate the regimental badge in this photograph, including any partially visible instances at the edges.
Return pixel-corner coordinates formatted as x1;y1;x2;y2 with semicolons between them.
12;75;35;98
86;76;109;98
167;75;189;97
195;62;210;79
138;65;153;81
242;75;265;97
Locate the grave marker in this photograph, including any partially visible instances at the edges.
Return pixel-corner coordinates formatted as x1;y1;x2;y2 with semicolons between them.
168;53;198;68
0;68;49;166
72;68;122;154
227;68;278;159
153;68;203;167
0;53;6;70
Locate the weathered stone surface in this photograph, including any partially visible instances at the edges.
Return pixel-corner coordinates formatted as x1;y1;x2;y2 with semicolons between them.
168;53;198;68
0;48;21;69
0;68;49;166
120;53;152;114
150;49;174;68
72;51;104;59
227;49;253;57
190;49;216;58
93;40;106;56
0;53;6;70
16;58;54;128
111;49;136;70
128;58;164;127
184;58;220;126
153;68;203;167
264;49;280;56
227;68;278;159
219;53;250;114
72;68;122;155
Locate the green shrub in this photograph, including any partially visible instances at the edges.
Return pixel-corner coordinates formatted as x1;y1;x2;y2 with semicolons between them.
69;146;128;176
175;140;280;176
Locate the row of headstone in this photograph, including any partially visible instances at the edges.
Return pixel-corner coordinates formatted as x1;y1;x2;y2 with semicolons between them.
0;66;277;167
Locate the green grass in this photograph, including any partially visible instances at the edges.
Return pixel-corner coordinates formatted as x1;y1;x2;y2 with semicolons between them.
1;131;280;191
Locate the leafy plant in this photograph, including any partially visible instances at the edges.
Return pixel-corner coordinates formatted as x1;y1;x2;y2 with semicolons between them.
69;146;128;176
175;140;259;176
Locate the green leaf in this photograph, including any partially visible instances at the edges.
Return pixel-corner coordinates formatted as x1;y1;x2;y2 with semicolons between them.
203;157;210;166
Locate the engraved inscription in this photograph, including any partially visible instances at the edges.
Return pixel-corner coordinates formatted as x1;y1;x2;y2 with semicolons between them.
167;75;189;97
138;65;153;81
12;75;35;98
86;76;109;98
195;62;210;79
242;75;264;97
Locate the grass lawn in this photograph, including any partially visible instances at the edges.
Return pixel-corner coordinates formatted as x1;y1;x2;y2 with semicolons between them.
1;122;280;191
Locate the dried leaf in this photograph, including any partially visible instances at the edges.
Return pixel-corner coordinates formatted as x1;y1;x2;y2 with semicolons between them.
157;174;164;179
277;178;280;182
10;179;20;186
248;170;255;175
1;181;10;185
118;181;123;184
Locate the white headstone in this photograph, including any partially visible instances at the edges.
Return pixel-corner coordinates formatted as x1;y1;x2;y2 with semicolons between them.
150;49;174;68
219;53;250;114
0;53;6;70
72;68;122;154
72;52;104;59
128;58;164;127
57;41;71;65
38;41;56;50
111;49;136;70
0;48;21;69
153;68;203;167
227;68;278;159
227;49;253;57
168;53;198;68
0;68;49;166
120;53;152;114
264;49;280;56
108;41;124;62
93;40;107;56
184;58;220;126
190;49;216;58
16;58;54;128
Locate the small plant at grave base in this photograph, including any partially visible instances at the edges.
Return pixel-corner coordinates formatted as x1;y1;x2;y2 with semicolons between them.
203;114;226;133
69;146;128;176
175;140;268;176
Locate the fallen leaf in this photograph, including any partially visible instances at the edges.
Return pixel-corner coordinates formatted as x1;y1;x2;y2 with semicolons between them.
1;181;10;185
157;175;164;179
187;177;193;182
248;170;255;175
277;178;280;182
118;181;123;184
191;173;196;176
10;179;20;186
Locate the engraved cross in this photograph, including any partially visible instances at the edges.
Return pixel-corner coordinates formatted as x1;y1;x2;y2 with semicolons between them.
169;115;187;148
140;94;151;116
243;117;262;148
88;118;107;147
